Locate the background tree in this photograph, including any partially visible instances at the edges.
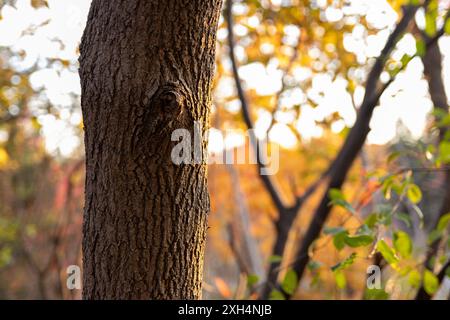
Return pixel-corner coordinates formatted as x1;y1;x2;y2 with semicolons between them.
223;0;450;299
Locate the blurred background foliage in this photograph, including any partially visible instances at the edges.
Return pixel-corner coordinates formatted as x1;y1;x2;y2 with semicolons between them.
0;0;449;299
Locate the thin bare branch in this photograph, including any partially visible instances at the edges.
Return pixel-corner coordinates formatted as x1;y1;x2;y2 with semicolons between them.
225;0;285;213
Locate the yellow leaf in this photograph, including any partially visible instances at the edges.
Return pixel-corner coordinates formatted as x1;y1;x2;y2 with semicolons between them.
0;148;9;168
30;0;48;9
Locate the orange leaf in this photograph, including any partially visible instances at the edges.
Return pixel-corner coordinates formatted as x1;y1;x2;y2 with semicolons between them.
214;277;232;298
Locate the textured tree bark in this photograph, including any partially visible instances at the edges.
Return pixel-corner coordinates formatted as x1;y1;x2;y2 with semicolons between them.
79;0;223;299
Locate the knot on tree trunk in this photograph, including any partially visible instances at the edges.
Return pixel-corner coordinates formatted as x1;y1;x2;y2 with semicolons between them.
143;83;194;139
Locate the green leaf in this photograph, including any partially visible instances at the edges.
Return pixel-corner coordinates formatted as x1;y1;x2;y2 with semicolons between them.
392;180;408;196
381;176;394;200
423;269;439;295
378;210;393;226
416;39;426;57
400;55;411;67
428;0;438;11
393;231;413;258
333;199;356;214
387;151;401;164
365;213;379;229
376;240;399;265
425;12;437;37
398;265;413;277
247;274;259;286
307;260;322;271
410;204;424;228
324;226;346;235
334;271;346;289
356;224;374;236
329;188;345;201
0;247;12;268
329;189;355;214
395;212;412;228
333;231;348;251
269;255;283;263
437;213;450;232
431;114;450;127
269;290;285;300
331;253;357;272
25;224;37;237
281;269;298;295
407;184;422;204
310;273;321;288
439;141;450;164
364;289;389;300
429;256;437;269
388;65;401;78
344;234;374;248
427;229;442;245
428;108;448;121
408;269;421;288
445;18;450;35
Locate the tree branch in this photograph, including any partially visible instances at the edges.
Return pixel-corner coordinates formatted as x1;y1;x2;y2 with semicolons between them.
415;12;450;299
225;0;330;298
225;0;285;213
284;4;422;299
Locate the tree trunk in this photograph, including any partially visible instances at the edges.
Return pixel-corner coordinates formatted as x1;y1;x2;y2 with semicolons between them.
79;0;223;299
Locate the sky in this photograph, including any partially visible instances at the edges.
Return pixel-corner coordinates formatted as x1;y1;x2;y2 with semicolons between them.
0;0;449;156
